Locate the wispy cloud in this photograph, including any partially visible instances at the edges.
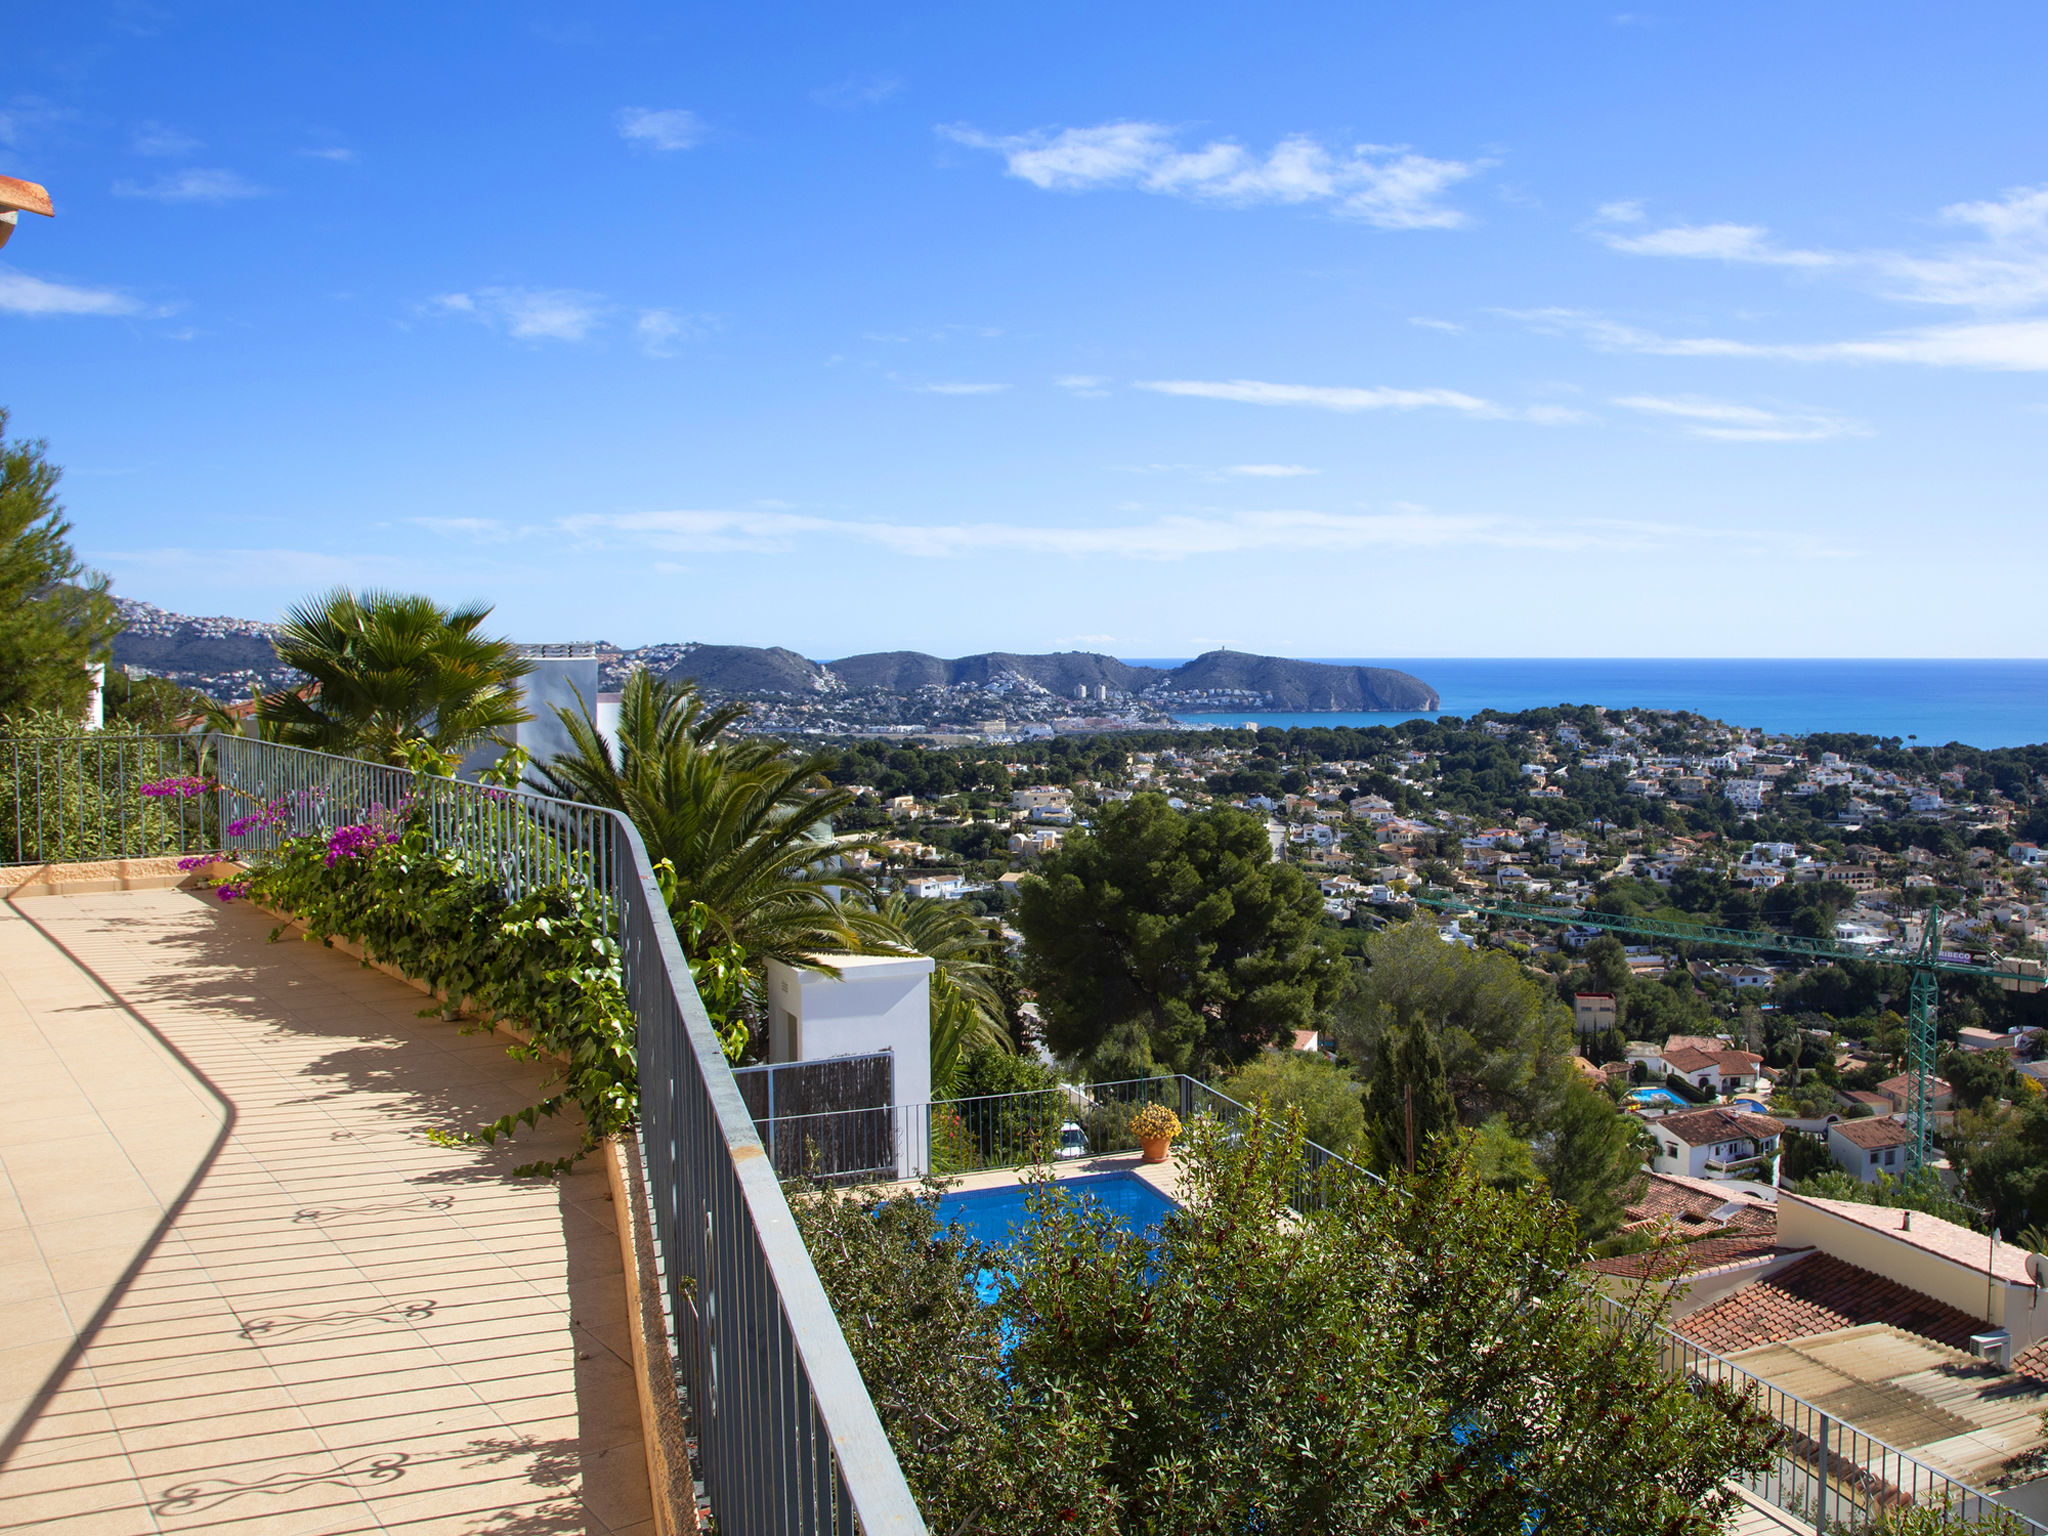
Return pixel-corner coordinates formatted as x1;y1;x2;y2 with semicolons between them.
0;98;75;148
408;516;510;538
112;168;265;203
909;380;1008;395
813;75;902;109
939;120;1483;230
616;107;705;152
1225;463;1318;477
0;267;143;317
429;287;608;342
132;121;199;157
1511;306;2048;372
636;308;706;357
301;145;356;163
1135;377;1585;423
1409;317;1464;333
1589;186;2048;311
1589;201;1833;268
1611;394;1870;442
562;504;1828;562
1056;374;1111;396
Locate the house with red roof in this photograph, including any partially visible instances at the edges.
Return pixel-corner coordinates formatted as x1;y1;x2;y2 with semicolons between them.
1643;1106;1783;1182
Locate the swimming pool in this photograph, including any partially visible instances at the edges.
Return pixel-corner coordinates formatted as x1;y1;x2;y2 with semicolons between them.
934;1171;1179;1249
1625;1088;1692;1110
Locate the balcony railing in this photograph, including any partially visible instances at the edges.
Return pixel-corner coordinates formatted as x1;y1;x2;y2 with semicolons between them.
5;733;928;1536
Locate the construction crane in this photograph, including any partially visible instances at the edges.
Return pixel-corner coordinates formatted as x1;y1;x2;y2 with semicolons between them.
1410;894;2043;1171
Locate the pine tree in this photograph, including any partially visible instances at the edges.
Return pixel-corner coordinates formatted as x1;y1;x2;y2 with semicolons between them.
0;410;122;721
1367;1010;1457;1174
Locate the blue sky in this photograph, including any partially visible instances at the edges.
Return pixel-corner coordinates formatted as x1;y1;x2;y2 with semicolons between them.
5;2;2047;659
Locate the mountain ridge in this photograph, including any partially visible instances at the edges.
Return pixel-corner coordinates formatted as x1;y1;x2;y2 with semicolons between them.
106;598;1440;713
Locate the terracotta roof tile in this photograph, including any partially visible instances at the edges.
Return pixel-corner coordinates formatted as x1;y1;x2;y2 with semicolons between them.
1677;1252;1982;1355
1655;1106;1786;1146
1830;1117;1914;1150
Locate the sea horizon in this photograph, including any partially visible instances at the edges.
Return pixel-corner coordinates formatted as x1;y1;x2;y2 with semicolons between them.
1118;658;2048;751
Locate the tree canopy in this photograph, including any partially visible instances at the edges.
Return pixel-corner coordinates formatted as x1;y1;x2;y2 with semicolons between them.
1014;795;1344;1076
1335;919;1575;1126
0;410;121;721
796;1107;1773;1534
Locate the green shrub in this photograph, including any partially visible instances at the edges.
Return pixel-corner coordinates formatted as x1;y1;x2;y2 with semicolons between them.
245;819;634;1174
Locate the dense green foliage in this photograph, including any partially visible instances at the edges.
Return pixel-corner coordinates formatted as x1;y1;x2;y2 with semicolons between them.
246;818;634;1174
1219;1049;1365;1153
1951;1101;2048;1237
0;712;214;862
1337;920;1575;1124
1015;795;1344;1076
258;587;533;765
0;410;122;722
795;1106;1773;1534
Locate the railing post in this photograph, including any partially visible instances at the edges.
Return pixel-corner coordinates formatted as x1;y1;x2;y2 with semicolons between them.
1815;1411;1830;1535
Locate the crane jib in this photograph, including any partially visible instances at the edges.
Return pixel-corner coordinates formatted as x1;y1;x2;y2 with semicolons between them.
1407;895;2041;1175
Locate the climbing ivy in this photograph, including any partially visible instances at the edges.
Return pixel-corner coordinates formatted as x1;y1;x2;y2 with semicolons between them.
244;818;635;1175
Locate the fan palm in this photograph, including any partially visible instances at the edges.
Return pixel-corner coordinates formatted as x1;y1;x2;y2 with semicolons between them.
258;588;531;765
531;667;865;969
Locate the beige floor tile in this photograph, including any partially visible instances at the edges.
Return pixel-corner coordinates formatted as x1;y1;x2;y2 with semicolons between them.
1;889;654;1535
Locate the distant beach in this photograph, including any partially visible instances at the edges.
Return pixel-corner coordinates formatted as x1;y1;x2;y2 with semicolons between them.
1136;659;2048;750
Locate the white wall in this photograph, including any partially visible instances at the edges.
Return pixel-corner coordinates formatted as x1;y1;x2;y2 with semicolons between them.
764;954;933;1178
1777;1195;2048;1355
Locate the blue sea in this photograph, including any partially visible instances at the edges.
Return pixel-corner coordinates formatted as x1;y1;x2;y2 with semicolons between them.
1126;659;2048;750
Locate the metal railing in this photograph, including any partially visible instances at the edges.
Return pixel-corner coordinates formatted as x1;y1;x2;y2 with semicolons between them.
25;734;930;1536
761;1070;2047;1534
2;733;215;865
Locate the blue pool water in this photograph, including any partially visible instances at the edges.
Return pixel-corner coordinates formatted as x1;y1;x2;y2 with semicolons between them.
1731;1098;1770;1114
934;1171;1179;1249
1626;1088;1691;1110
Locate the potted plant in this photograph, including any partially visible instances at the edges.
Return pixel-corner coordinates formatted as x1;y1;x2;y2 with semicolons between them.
1131;1102;1181;1164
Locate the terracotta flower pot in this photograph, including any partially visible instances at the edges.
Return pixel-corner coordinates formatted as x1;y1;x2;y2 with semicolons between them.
1139;1134;1173;1165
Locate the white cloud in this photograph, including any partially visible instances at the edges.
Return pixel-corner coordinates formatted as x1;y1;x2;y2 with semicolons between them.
408;516;509;538
1512;306;2048;372
1056;374;1111;396
112;168;265;203
1135;376;1584;423
302;145;356;163
813;75;902;109
0;268;143;317
1225;464;1318;477
939;120;1481;230
910;381;1008;395
1589;186;2048;311
562;504;1827;563
1611;394;1870;443
429;287;608;342
637;309;702;357
132;122;199;157
1409;317;1464;333
616;108;705;152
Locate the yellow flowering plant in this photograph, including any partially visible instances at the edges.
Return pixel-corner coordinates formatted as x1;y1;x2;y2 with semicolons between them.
1131;1103;1181;1142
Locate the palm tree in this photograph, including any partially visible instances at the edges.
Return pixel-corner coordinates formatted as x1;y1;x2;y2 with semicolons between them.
258;588;531;765
844;893;1013;1095
532;667;864;970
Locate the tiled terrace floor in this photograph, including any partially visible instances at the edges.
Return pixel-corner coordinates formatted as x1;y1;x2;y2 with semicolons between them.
0;888;651;1535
